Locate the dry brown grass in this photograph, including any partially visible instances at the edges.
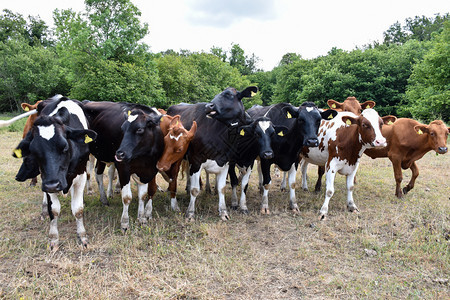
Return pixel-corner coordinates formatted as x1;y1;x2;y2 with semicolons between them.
0;130;448;299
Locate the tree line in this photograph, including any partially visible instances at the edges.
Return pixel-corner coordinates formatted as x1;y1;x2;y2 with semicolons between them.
0;0;448;122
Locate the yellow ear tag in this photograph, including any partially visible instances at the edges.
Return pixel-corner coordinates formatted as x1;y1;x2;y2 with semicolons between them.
84;134;93;144
366;105;371;109
14;149;22;158
346;119;352;125
160;116;164;122
278;131;284;137
128;110;131;116
251;91;256;97
24;106;30;112
240;129;245;136
417;129;423;135
387;120;393;125
328;114;333;119
286;111;292;119
176;121;179;126
331;104;336;108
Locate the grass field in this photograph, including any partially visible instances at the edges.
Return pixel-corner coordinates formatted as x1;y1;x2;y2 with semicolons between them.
0;129;448;299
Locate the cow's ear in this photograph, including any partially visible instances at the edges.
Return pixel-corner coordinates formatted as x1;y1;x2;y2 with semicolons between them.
13;131;33;158
21;103;33;112
188;121;197;139
157;108;167;115
274;125;288;137
361;100;376;109
15;155;40;182
321;109;338;120
414;124;429;135
237;86;258;100
327;99;342;110
381;115;397;125
54;107;70;124
341;116;358;126
146;115;162;128
67;128;97;144
447;127;450;134
238;125;253;137
169;115;181;129
282;106;299;119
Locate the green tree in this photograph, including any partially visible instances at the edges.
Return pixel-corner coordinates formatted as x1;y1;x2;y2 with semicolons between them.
403;21;450;122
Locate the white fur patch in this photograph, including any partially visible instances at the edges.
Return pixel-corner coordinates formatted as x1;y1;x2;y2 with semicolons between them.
258;121;271;133
152;108;162;116
38;124;55;140
169;133;183;141
49;100;88;129
128;114;138;123
306;107;314;112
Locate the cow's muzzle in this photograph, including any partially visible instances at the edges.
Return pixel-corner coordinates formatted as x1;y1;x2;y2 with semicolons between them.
304;138;319;147
437;146;448;154
43;181;63;193
261;151;274;160
115;150;125;162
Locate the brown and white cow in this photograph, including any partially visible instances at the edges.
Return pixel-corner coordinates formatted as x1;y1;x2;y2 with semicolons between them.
301;109;395;219
364;118;449;198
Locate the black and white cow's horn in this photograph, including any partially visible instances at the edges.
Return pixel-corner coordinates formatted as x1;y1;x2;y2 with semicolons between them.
0;109;37;128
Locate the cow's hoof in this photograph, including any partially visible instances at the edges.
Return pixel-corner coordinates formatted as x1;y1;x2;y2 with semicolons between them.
347;205;359;213
402;187;411;195
319;213;327;221
260;207;271;215
220;212;230;221
291;207;300;215
231;205;239;211
185;216;195;223
280;187;286;192
241;209;249;215
138;217;148;226
49;240;59;252
100;197;109;206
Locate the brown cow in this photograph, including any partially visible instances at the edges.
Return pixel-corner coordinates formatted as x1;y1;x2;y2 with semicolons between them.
327;97;375;115
21;100;42;186
365;118;449;198
147;114;197;212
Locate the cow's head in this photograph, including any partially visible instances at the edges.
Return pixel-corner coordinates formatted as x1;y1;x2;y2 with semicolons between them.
328;97;375;115
238;117;287;160
13;110;97;193
205;86;258;127
284;102;338;147
341;108;387;148
414;120;449;154
156;115;197;172
115;109;164;163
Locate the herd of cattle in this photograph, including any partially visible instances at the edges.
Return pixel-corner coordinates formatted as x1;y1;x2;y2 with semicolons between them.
1;86;448;250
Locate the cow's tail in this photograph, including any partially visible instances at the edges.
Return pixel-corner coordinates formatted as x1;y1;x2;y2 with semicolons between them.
0;109;37;128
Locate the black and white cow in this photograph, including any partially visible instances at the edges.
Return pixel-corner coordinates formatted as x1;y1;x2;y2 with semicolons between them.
228;117;287;213
13;95;97;250
82;101;164;231
167;86;258;221
247;102;337;214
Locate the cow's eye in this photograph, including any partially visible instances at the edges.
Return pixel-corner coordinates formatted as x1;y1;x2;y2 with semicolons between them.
430;132;435;136
136;128;144;135
176;147;183;153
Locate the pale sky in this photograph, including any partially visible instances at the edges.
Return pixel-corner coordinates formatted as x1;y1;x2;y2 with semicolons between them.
3;0;450;71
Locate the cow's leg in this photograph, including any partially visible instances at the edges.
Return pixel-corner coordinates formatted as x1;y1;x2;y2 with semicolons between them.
85;154;95;195
204;171;212;194
287;163;299;213
257;160;264;194
41;193;48;220
229;164;239;210
70;173;88;247
391;158;404;198
95;161;109;205
120;181;132;232
186;165;203;221
280;171;287;192
106;164;116;198
301;160;309;191
260;161;272;215
319;168;337;220
47;192;61;250
215;164;230;221
30;176;38;187
168;161;181;212
133;175;149;224
403;162;419;195
239;165;252;214
145;178;158;220
346;171;359;213
314;166;325;193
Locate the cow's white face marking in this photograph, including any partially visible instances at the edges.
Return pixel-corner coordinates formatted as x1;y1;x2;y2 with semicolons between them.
38;125;55;140
169;133;183;141
49;100;88;129
258;121;271;133
230;122;238;126
128;114;138;123
306;107;314;112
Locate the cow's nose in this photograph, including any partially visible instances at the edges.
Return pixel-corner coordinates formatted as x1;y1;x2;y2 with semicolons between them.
373;138;387;147
262;151;273;160
43;181;62;193
115;151;125;162
438;147;448;154
205;103;216;115
305;138;318;147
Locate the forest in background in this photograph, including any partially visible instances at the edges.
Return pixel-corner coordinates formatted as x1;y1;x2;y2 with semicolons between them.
0;0;448;122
